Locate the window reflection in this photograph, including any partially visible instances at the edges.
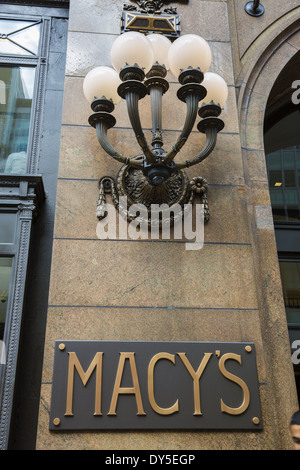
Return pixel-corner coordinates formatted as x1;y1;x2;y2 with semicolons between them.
266;146;300;222
0;80;5;104
279;261;300;325
0;213;16;244
0;66;36;174
0;19;41;56
0;258;12;340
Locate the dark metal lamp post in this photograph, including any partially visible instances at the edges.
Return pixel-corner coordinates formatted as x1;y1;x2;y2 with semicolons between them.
83;32;228;223
244;0;264;17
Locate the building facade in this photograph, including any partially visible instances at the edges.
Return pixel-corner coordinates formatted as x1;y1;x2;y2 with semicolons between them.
0;0;299;450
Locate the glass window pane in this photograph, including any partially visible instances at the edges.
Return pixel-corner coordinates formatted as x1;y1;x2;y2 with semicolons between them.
272;207;286;221
0;39;27;56
0;258;12;340
0;20;40;56
0;19;34;35
0;213;16;243
285;170;296;187
0;66;36;174
280;261;300;325
285;308;300;324
282;148;295;169
269;170;282;187
266;148;300;222
270;188;284;205
267;152;281;170
286;207;300;222
12;23;40;55
285;189;298;205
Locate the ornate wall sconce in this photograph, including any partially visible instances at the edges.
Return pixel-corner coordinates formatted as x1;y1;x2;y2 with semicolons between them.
83;32;228;224
244;1;264;17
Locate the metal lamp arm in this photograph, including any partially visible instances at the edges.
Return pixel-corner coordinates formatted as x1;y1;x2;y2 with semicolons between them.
173;126;218;169
122;90;156;165
164;94;200;165
95;120;143;169
118;80;155;164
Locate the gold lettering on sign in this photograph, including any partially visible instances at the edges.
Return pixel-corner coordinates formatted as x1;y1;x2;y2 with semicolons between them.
148;352;179;415
177;352;212;415
218;353;250;415
60;347;256;423
108;352;146;416
65;352;103;416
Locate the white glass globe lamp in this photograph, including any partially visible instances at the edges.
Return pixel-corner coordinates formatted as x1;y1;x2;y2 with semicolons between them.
83;66;121;104
168;34;212;79
146;33;171;69
110;31;154;74
200;72;228;107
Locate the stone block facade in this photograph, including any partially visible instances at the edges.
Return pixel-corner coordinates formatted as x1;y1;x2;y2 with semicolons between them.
36;0;300;450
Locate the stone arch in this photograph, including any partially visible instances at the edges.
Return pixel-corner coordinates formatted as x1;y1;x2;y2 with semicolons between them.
236;11;300;450
236;9;300;449
238;9;300;154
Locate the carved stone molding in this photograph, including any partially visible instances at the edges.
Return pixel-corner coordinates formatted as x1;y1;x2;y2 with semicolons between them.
18;203;36;220
0;175;45;217
0;174;45;448
0;214;32;449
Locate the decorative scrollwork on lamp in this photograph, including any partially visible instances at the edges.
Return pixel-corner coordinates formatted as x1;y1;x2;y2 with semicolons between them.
83;31;228;226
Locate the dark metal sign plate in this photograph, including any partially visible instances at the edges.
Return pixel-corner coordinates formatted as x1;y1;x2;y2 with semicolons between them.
121;10;181;38
121;1;189;38
49;341;263;431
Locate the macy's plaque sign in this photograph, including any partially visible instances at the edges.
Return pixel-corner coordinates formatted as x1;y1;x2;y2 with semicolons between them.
49;341;262;431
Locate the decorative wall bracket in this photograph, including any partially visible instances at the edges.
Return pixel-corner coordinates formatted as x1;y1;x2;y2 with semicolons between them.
96;173;210;227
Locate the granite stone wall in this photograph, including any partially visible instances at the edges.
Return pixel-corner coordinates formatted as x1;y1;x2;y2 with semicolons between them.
36;0;300;450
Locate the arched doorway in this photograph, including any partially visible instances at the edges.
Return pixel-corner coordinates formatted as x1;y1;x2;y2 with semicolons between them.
237;14;300;440
264;51;300;400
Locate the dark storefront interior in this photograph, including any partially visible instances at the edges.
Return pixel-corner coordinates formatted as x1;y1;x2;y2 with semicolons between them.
264;50;300;402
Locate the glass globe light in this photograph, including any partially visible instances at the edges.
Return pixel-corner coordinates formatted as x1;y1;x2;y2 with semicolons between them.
200;72;228;107
168;34;212;78
146;33;171;69
110;31;154;74
83;66;122;104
